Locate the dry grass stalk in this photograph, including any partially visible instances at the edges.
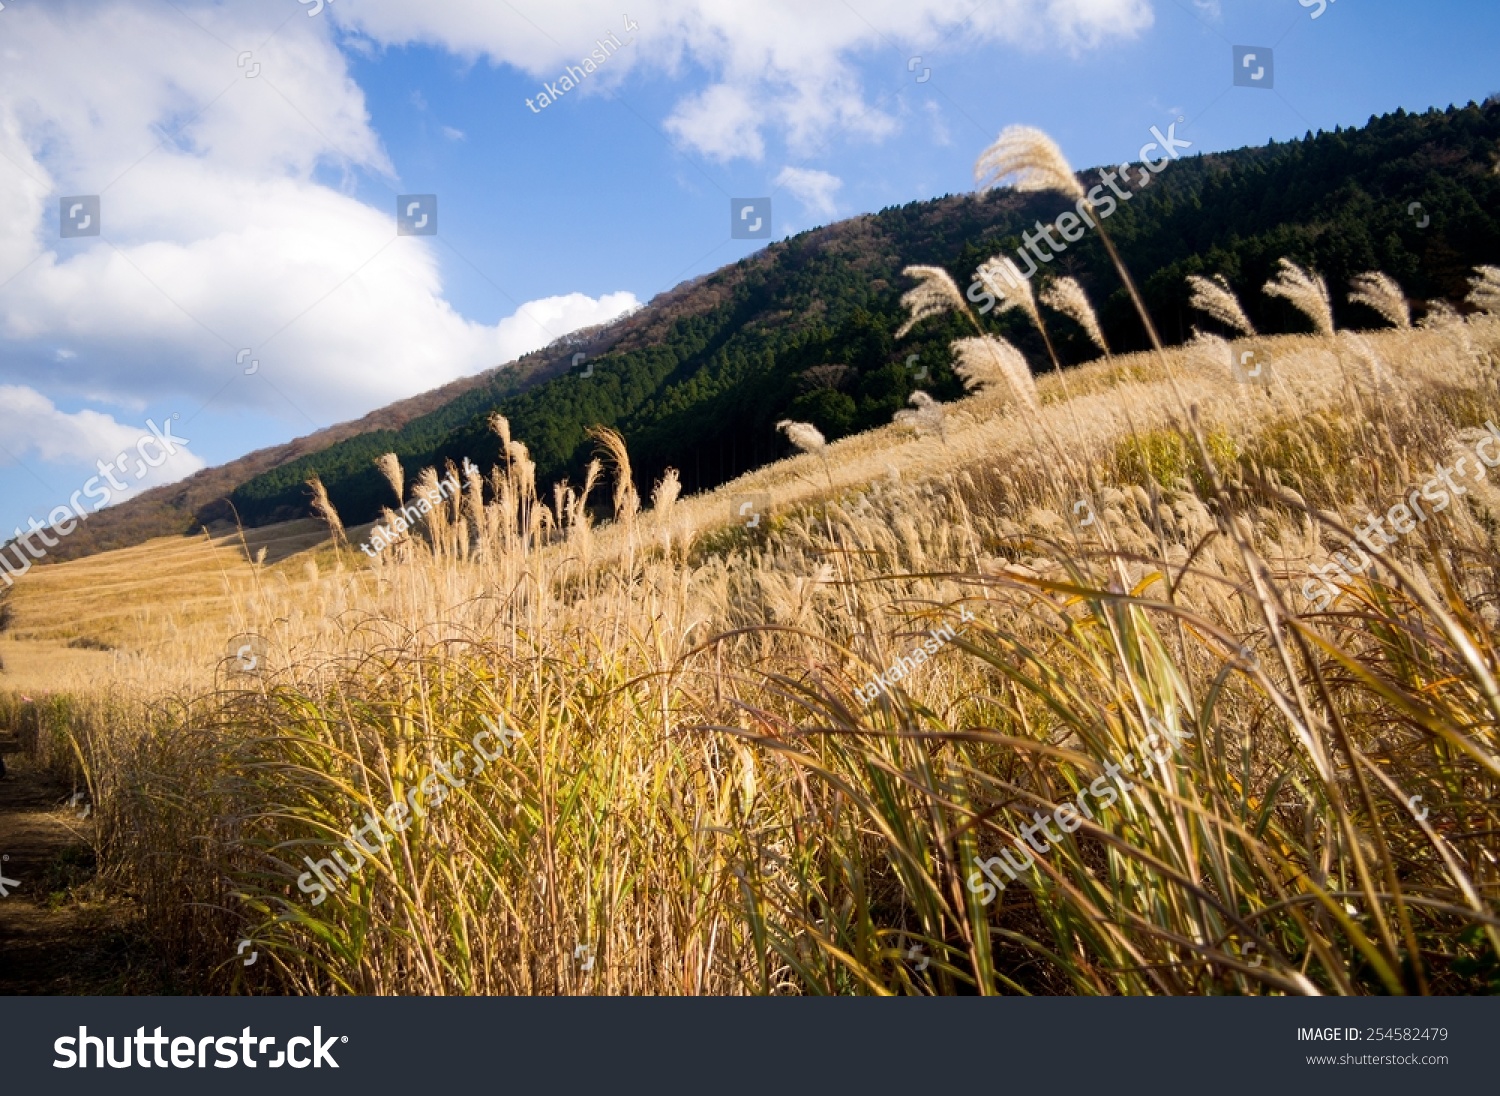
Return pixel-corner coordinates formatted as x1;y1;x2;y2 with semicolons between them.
1041;276;1109;354
1348;271;1412;329
306;476;346;548
897;265;969;338
951;335;1037;411
974;125;1085;200
374;453;404;505
1186;274;1256;337
777;420;827;454
588;426;640;525
1469;265;1500;315
1264;258;1335;336
892;391;946;440
977;255;1040;325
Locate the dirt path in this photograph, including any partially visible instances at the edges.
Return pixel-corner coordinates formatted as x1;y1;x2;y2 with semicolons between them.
0;752;150;994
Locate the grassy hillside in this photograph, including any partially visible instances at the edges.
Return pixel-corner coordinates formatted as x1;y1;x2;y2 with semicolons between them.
228;103;1500;529
3;110;1499;998
6;304;1500;992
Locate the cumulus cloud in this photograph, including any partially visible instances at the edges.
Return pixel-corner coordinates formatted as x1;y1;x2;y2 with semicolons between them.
665;84;766;163
492;291;641;367
334;0;1154;163
0;1;636;429
0;385;207;506
774;167;843;221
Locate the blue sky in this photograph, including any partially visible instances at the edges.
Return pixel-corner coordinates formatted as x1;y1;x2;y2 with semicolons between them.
1;0;1497;539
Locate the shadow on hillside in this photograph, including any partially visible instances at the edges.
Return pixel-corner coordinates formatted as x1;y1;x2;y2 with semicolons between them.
202;519;335;566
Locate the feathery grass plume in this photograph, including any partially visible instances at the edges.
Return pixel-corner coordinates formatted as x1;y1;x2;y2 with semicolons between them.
973;126;1188;417
950;336;1037;410
892;390;946;439
463;460;489;556
1186;274;1256;337
305;475;346;548
414;467;448;555
489;411;512;452
443;459;464;525
378;506;403;544
508;440;539;508
974;125;1084;200
587;426;639;523
1041;276;1109;353
1419;299;1463;329
777;419;827;454
1264;258;1335;336
977;255;1074;398
976;256;1037;323
1468;265;1500;315
651;467;682;555
579;457;603;513
897;265;968;338
651;467;681;516
1348;272;1412;329
1340;331;1394;389
1186;328;1234;377
374;453;404;505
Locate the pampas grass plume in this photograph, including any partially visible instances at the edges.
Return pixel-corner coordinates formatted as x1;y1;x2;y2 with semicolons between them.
893;390;946;438
1468;265;1500;315
374;452;404;505
652;468;682;516
777;419;827;454
1186;274;1256;337
306;475;346;548
1348;271;1412;329
1264;258;1335;336
974;125;1084;200
1041;276;1108;353
897;265;968;337
588;425;640;522
977;256;1040;325
951;335;1037;410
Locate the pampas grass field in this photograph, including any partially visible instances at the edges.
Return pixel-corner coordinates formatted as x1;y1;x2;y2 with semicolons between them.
4;128;1500;996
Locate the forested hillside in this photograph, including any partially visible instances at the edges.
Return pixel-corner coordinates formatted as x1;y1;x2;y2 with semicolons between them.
228;103;1500;529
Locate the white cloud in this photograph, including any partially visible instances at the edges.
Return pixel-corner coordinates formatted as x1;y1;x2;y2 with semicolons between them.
492;291;641;369
774;166;843;221
0;385;207;507
664;84;765;163
334;0;1154;163
923;100;952;148
441;125;466;141
0;1;636;428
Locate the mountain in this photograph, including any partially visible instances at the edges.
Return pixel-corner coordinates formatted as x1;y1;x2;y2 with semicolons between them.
40;101;1500;559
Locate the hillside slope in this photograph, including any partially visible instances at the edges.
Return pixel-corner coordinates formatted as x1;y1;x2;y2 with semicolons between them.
223;102;1500;527
37;102;1500;560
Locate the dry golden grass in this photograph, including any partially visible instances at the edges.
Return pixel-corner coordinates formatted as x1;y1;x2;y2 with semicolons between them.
3;294;1499;996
